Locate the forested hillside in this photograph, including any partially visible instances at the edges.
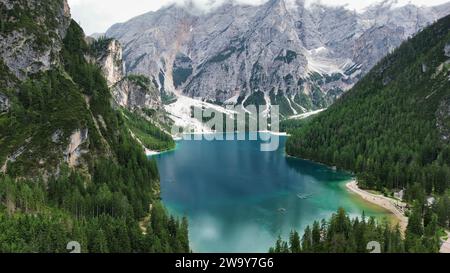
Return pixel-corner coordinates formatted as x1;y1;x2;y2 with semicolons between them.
0;0;188;253
285;15;450;249
288;15;450;195
122;108;175;152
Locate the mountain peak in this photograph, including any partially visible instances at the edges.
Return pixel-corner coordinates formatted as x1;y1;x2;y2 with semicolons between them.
263;0;294;17
269;0;287;9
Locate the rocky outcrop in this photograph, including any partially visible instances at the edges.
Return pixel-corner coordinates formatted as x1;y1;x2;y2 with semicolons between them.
64;129;89;168
106;0;450;113
112;75;161;110
92;38;124;87
445;43;450;58
90;37;162;112
352;25;404;76
437;97;450;143
0;92;9;113
0;0;72;79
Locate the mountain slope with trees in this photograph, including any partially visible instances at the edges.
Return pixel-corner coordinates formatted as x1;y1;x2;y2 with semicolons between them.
0;0;188;253
287;14;450;201
285;15;450;250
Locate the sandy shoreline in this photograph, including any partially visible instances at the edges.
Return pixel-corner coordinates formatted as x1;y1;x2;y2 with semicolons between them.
346;180;408;233
145;145;179;157
440;231;450;253
145;149;161;156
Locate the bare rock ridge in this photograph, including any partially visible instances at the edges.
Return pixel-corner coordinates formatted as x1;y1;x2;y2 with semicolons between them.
106;0;450;116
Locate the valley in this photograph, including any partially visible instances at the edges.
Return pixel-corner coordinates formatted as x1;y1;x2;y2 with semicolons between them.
0;0;449;255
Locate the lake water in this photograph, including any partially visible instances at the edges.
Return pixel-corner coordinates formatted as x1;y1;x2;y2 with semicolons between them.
153;133;389;253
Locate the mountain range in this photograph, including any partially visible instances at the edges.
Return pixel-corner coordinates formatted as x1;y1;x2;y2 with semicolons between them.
105;0;450;116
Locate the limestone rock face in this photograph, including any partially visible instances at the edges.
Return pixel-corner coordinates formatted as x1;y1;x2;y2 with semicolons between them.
437;97;450;143
0;92;9;113
91;38;161;111
106;0;450;114
93;39;124;87
445;43;450;58
0;0;72;79
112;76;161;111
64;129;89;168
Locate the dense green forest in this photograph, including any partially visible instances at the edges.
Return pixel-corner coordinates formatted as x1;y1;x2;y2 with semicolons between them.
280;117;313;134
285;15;450;236
122;109;175;152
0;10;189;253
0;175;189;253
270;208;441;253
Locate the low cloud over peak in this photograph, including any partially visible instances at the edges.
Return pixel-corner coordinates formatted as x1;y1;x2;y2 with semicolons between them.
69;0;450;34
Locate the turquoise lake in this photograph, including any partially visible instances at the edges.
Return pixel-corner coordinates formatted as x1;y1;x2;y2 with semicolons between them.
153;134;390;253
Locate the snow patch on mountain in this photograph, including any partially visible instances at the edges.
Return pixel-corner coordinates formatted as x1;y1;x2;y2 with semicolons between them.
165;95;238;134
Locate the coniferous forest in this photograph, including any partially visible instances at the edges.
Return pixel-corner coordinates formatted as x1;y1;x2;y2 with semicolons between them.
270;207;441;253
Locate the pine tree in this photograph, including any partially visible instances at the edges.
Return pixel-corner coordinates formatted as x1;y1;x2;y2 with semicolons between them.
311;221;322;252
301;226;312;253
289;231;301;253
407;202;424;237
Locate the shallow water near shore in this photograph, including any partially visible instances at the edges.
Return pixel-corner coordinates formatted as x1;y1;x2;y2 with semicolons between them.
153;133;390;253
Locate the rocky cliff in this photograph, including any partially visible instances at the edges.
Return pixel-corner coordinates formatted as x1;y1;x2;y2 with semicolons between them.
89;37;162;111
0;92;9;113
0;0;71;79
90;37;124;87
112;75;162;110
0;0;109;176
106;0;450;116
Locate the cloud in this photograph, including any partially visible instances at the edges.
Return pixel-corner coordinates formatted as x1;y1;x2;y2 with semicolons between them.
68;0;450;34
68;0;167;34
304;0;449;11
170;0;269;11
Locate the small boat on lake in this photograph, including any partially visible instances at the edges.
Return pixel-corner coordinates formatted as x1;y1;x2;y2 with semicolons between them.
297;193;313;200
278;208;287;214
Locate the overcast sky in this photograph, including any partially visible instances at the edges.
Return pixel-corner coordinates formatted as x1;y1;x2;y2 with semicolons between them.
68;0;450;35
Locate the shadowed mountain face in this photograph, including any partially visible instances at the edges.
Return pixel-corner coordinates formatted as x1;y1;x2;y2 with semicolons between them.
105;0;450;116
